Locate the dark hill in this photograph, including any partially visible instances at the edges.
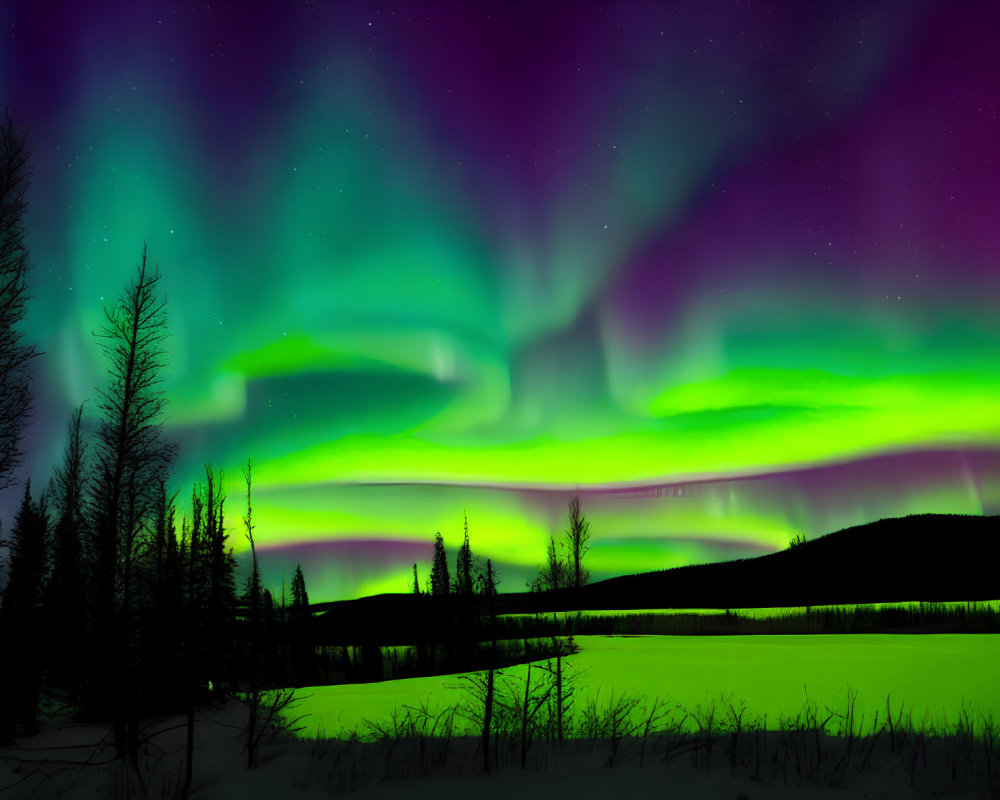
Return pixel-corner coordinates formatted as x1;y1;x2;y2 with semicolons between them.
312;514;1000;636
529;513;1000;611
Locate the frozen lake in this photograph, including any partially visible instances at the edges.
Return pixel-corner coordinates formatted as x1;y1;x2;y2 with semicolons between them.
290;633;1000;738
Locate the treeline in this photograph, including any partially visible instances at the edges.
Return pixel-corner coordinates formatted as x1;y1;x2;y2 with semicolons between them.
0;110;580;780
318;514;576;680
310;500;595;682
492;601;1000;638
410;493;594;601
312;635;577;684
0;261;320;750
413;513;501;600
0;114;321;783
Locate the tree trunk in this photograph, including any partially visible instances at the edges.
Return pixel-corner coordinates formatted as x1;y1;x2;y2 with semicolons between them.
556;653;563;745
483;666;494;774
520;664;531;769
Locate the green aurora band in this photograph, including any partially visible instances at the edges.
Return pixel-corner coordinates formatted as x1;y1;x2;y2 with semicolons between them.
4;2;1000;599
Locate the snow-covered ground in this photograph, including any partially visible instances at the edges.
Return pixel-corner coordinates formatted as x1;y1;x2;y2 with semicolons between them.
1;697;991;799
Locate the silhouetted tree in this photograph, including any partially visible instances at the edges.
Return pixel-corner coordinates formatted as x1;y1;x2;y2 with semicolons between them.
45;405;88;689
167;465;237;719
142;480;183;711
0;111;38;492
291;563;308;609
564;495;591;589
242;458;262;769
147;479;181;613
430;531;450;597
2;481;48;736
538;535;565;592
289;563;314;685
3;480;47;610
455;512;473;597
477;557;501;651
411;562;420;595
477;557;499;602
185;484;204;608
203;465;237;695
87;245;177;763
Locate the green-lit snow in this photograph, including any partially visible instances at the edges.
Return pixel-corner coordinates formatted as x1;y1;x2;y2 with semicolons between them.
291;633;1000;738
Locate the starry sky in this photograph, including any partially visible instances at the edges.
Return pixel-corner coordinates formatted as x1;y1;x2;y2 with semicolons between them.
3;1;1000;601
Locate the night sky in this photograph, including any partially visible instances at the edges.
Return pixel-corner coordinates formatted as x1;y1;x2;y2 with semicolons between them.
3;1;1000;600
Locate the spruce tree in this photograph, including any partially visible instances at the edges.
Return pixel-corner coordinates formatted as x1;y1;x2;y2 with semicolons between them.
2;481;48;736
289;563;313;684
291;563;309;610
455;511;473;597
477;557;499;600
478;557;500;642
564;496;591;589
203;466;236;695
430;532;450;597
144;481;183;709
3;480;48;612
45;405;88;689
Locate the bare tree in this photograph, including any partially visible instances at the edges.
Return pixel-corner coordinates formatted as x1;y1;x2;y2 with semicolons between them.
516;662;556;769
564;495;591;589
538;535;565;592
535;637;578;747
459;665;500;774
242;457;261;769
0;111;38;491
88;245;177;764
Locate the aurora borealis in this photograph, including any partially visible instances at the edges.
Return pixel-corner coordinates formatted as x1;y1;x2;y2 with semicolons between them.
3;1;1000;600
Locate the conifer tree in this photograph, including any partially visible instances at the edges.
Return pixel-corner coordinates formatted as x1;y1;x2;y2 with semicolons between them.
477;557;500;646
430;532;450;597
242;458;262;769
87;245;177;762
144;480;183;708
477;557;499;600
202;465;236;695
564;495;591;589
289;563;313;684
45;405;88;688
455;511;473;597
148;479;180;611
3;480;47;612
291;563;309;610
2;481;48;736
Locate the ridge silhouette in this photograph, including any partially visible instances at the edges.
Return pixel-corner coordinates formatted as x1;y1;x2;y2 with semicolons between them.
313;514;1000;633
